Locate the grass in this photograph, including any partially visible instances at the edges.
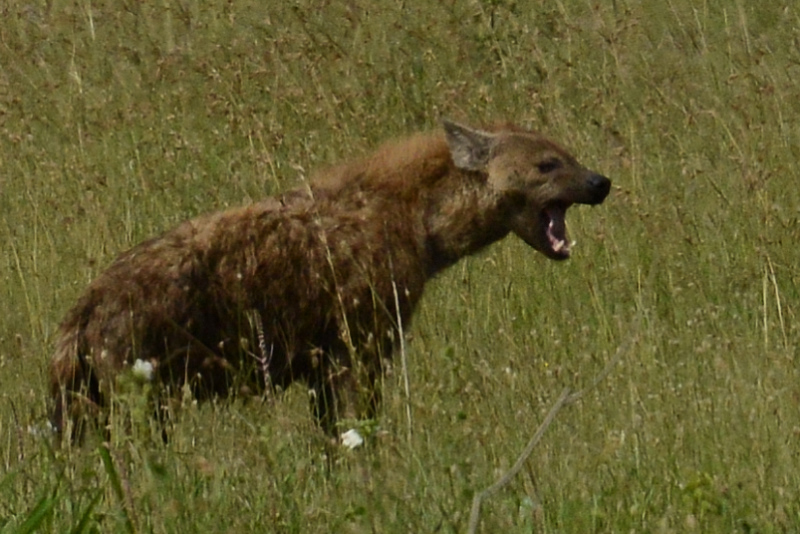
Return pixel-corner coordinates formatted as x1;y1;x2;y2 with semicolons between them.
2;0;800;531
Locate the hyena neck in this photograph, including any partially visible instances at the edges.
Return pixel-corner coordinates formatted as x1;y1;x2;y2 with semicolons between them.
423;173;511;275
309;132;512;275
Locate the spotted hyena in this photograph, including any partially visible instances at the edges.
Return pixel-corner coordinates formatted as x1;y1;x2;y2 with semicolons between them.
50;120;611;441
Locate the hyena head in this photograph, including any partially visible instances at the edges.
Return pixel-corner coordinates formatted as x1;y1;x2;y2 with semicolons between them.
444;119;611;260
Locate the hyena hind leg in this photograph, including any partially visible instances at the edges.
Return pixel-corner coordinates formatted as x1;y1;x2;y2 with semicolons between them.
51;386;106;444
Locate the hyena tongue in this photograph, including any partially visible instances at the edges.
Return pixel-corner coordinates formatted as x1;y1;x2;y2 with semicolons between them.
545;206;569;254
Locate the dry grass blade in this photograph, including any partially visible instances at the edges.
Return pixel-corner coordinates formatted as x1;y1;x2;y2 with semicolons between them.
466;259;655;534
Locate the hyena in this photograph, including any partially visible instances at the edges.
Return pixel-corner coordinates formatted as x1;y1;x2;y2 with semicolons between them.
50;120;611;441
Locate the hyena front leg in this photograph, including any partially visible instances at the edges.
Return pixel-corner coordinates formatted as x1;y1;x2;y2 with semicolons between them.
310;357;361;441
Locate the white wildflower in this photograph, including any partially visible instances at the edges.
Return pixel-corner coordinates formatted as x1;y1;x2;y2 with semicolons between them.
132;359;155;382
341;428;364;450
27;421;57;437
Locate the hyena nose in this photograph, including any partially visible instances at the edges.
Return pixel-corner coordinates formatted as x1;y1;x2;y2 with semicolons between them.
585;173;611;204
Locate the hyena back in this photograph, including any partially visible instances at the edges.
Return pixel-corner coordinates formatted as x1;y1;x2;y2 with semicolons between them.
50;120;611;440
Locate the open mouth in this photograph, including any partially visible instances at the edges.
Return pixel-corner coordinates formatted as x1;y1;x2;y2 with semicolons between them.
542;204;573;259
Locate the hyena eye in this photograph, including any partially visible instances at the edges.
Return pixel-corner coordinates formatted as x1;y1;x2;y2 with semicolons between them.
537;158;562;174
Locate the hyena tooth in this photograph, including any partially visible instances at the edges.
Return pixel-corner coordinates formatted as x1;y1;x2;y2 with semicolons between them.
553;239;565;252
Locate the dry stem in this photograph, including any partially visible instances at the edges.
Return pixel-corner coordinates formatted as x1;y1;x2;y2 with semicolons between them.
466;269;650;534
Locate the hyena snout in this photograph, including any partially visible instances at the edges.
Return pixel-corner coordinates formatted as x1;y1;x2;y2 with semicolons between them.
574;173;611;206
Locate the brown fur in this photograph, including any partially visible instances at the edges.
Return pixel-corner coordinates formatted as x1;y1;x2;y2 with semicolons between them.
50;120;611;439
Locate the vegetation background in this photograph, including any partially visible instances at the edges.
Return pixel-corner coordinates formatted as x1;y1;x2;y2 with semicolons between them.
1;0;799;532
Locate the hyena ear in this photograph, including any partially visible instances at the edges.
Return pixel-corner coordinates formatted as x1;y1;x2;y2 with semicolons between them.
442;119;494;172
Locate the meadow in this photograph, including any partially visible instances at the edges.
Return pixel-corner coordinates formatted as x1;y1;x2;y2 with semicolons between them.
1;0;800;532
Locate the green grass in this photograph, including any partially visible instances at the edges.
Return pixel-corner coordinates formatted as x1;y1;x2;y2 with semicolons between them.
2;0;800;531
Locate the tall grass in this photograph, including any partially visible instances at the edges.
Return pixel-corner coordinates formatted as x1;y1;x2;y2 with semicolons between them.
2;0;799;531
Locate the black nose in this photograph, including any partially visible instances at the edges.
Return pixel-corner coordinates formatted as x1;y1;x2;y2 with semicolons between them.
586;173;611;204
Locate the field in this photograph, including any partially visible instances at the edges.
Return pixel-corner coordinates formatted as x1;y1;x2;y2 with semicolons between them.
2;0;800;532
